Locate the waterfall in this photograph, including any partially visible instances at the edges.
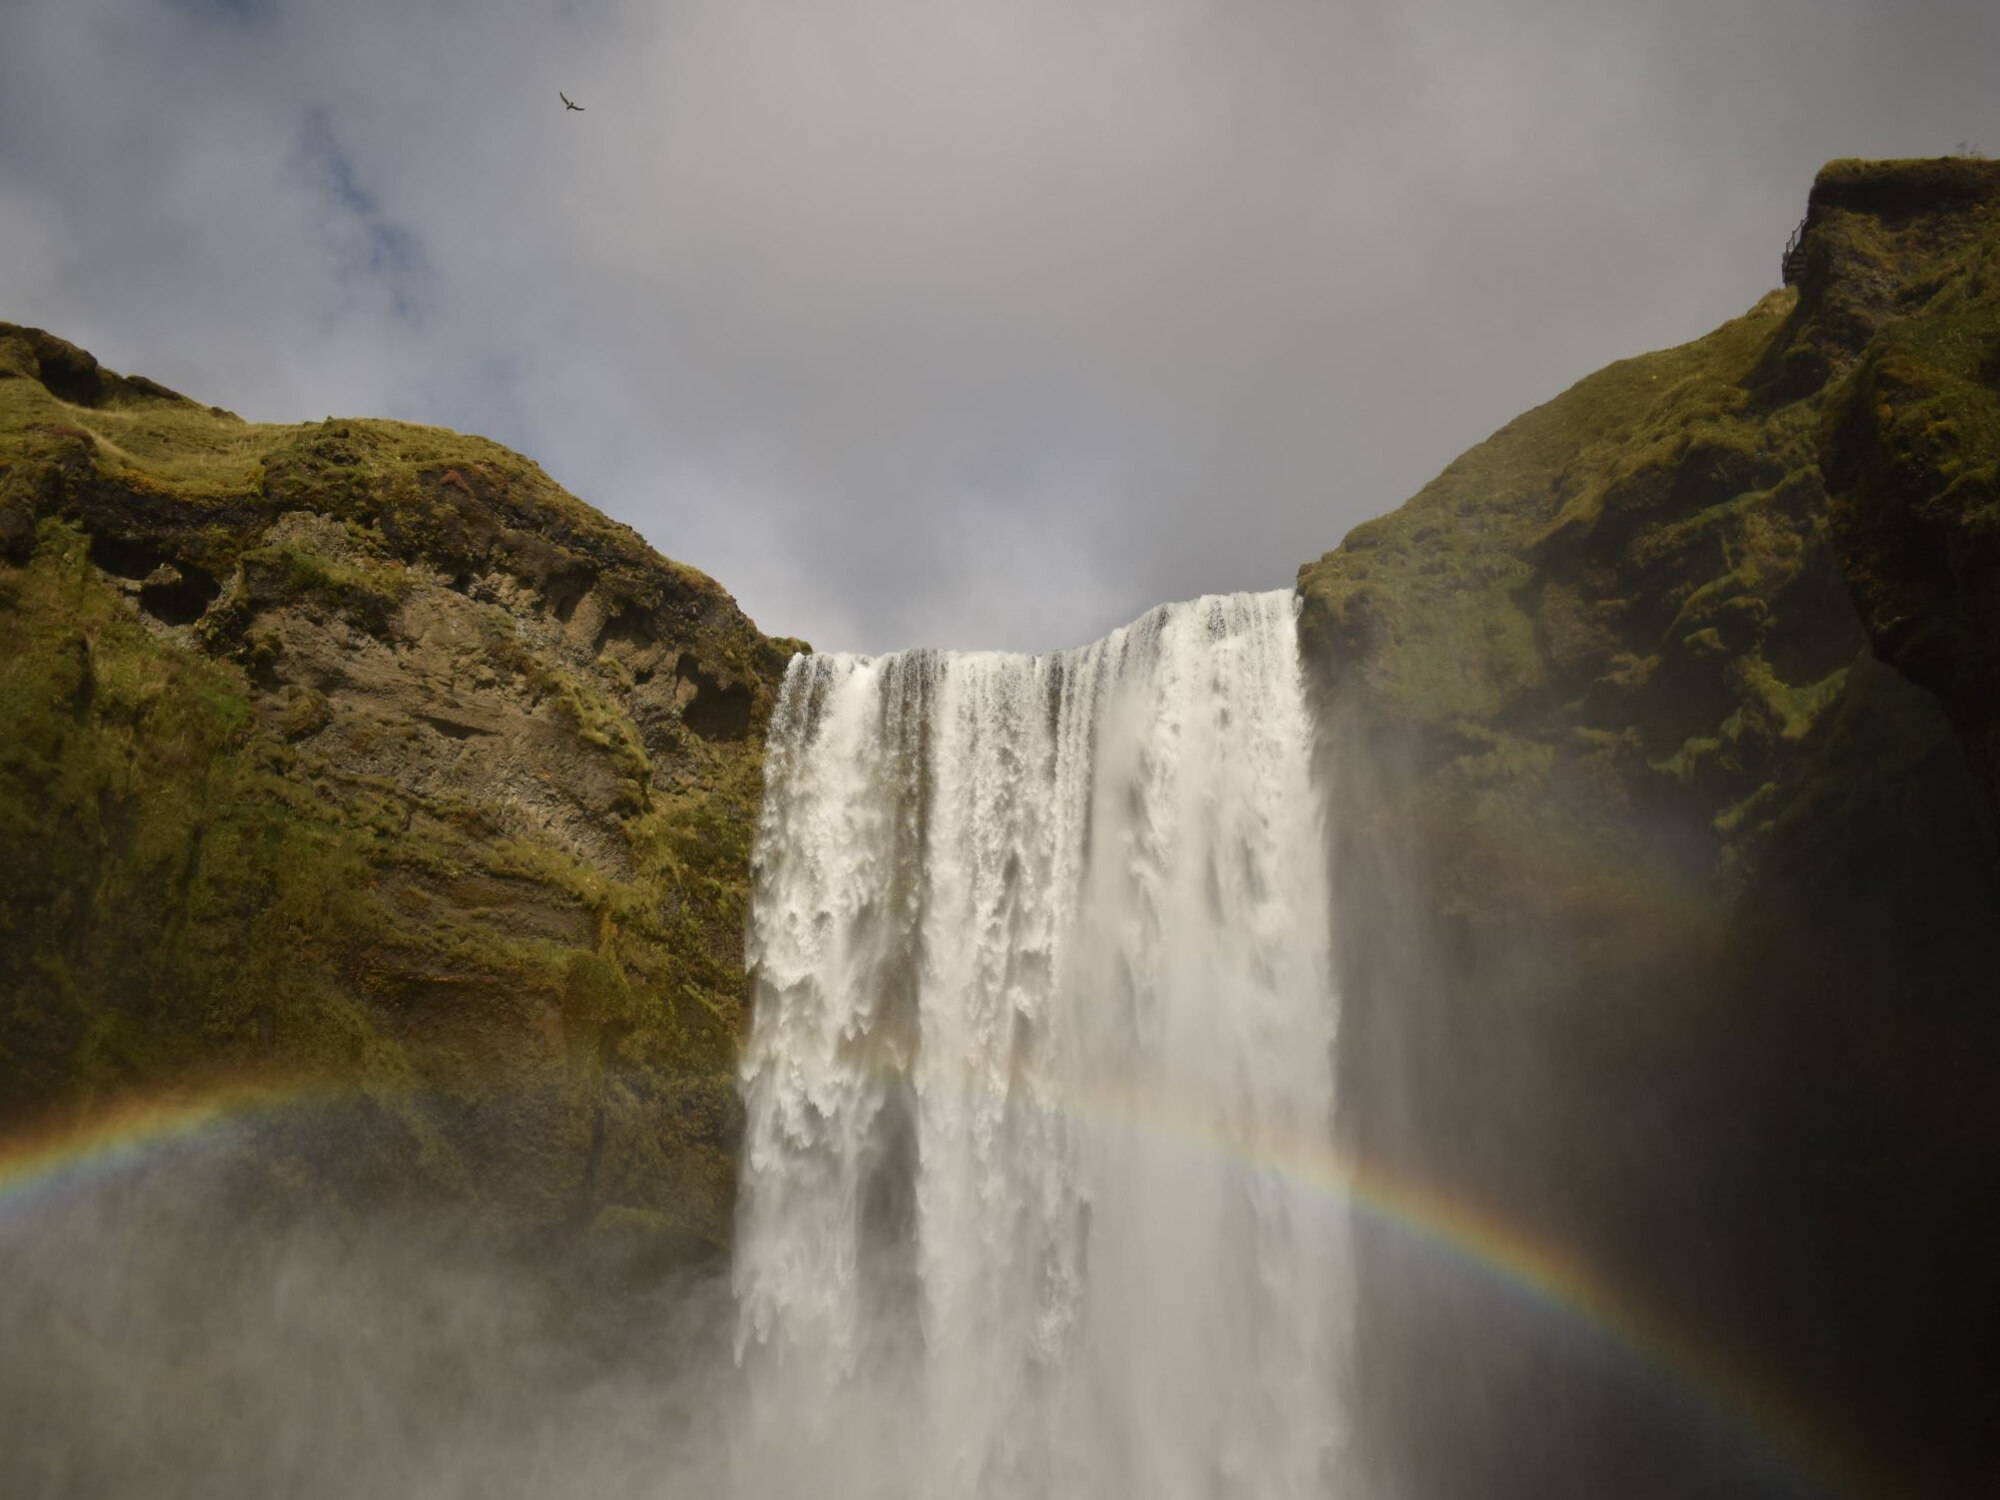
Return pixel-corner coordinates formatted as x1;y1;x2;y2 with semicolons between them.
732;590;1349;1500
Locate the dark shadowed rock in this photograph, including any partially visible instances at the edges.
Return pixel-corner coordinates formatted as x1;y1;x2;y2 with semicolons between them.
1299;158;2000;1499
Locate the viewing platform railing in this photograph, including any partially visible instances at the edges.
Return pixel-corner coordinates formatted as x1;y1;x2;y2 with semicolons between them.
1782;216;1809;287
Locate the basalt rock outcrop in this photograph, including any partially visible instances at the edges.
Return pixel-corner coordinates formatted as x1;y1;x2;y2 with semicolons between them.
1300;159;2000;1499
0;323;800;1263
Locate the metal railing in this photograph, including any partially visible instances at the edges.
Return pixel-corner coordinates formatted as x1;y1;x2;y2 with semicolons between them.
1781;216;1809;287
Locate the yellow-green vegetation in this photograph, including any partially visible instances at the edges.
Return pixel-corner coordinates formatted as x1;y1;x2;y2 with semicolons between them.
1305;161;2000;1497
1815;171;2000;802
0;323;798;1258
1301;158;2000;922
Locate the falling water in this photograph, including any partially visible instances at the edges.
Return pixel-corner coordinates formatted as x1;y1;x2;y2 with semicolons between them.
733;590;1349;1499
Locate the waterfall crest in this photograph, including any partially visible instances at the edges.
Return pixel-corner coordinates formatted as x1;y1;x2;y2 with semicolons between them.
734;589;1349;1499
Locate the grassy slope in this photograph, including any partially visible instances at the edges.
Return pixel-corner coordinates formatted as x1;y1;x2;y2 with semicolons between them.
1298;160;2000;1498
0;325;795;1257
1302;158;2000;925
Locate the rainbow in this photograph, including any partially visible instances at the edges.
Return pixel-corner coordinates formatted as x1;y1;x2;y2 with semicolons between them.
0;1071;1892;1499
1040;1070;1891;1500
0;1077;330;1209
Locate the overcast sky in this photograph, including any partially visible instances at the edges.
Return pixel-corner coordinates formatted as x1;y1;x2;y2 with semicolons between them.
2;1;1996;652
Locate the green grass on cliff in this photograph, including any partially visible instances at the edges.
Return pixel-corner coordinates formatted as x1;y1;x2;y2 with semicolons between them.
1;325;785;1251
0;522;402;1111
1299;156;2000;986
1318;162;2000;1500
0;514;755;1237
1;323;737;621
1299;291;1806;724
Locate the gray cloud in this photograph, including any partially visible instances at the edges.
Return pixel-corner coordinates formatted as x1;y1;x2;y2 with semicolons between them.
2;0;1996;650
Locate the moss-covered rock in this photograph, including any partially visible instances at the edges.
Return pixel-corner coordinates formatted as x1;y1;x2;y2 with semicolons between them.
0;326;800;1259
1300;160;2000;1497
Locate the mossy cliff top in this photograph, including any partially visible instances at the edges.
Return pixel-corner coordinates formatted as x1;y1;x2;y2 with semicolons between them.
1299;159;2000;1497
1300;155;2000;824
0;325;802;1262
0;322;802;672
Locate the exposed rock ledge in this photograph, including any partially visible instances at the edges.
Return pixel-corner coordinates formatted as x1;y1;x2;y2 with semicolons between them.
0;322;800;1262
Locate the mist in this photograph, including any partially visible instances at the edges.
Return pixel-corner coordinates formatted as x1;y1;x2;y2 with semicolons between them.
0;1128;742;1499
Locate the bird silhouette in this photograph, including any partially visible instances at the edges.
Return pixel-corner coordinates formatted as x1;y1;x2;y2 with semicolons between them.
560;92;584;112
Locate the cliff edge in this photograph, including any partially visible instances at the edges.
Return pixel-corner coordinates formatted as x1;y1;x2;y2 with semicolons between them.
0;325;800;1262
1300;158;2000;1498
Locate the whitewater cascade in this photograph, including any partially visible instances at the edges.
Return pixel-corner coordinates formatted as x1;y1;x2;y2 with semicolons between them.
732;590;1349;1500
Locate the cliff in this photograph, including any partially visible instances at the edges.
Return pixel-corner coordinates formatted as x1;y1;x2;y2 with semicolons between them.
1300;158;2000;1498
0;324;799;1262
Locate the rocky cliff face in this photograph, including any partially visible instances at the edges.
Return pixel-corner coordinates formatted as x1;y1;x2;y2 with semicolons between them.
0;324;799;1261
1299;159;2000;1498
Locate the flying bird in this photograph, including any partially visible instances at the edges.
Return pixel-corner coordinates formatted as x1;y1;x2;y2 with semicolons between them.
560;92;584;112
